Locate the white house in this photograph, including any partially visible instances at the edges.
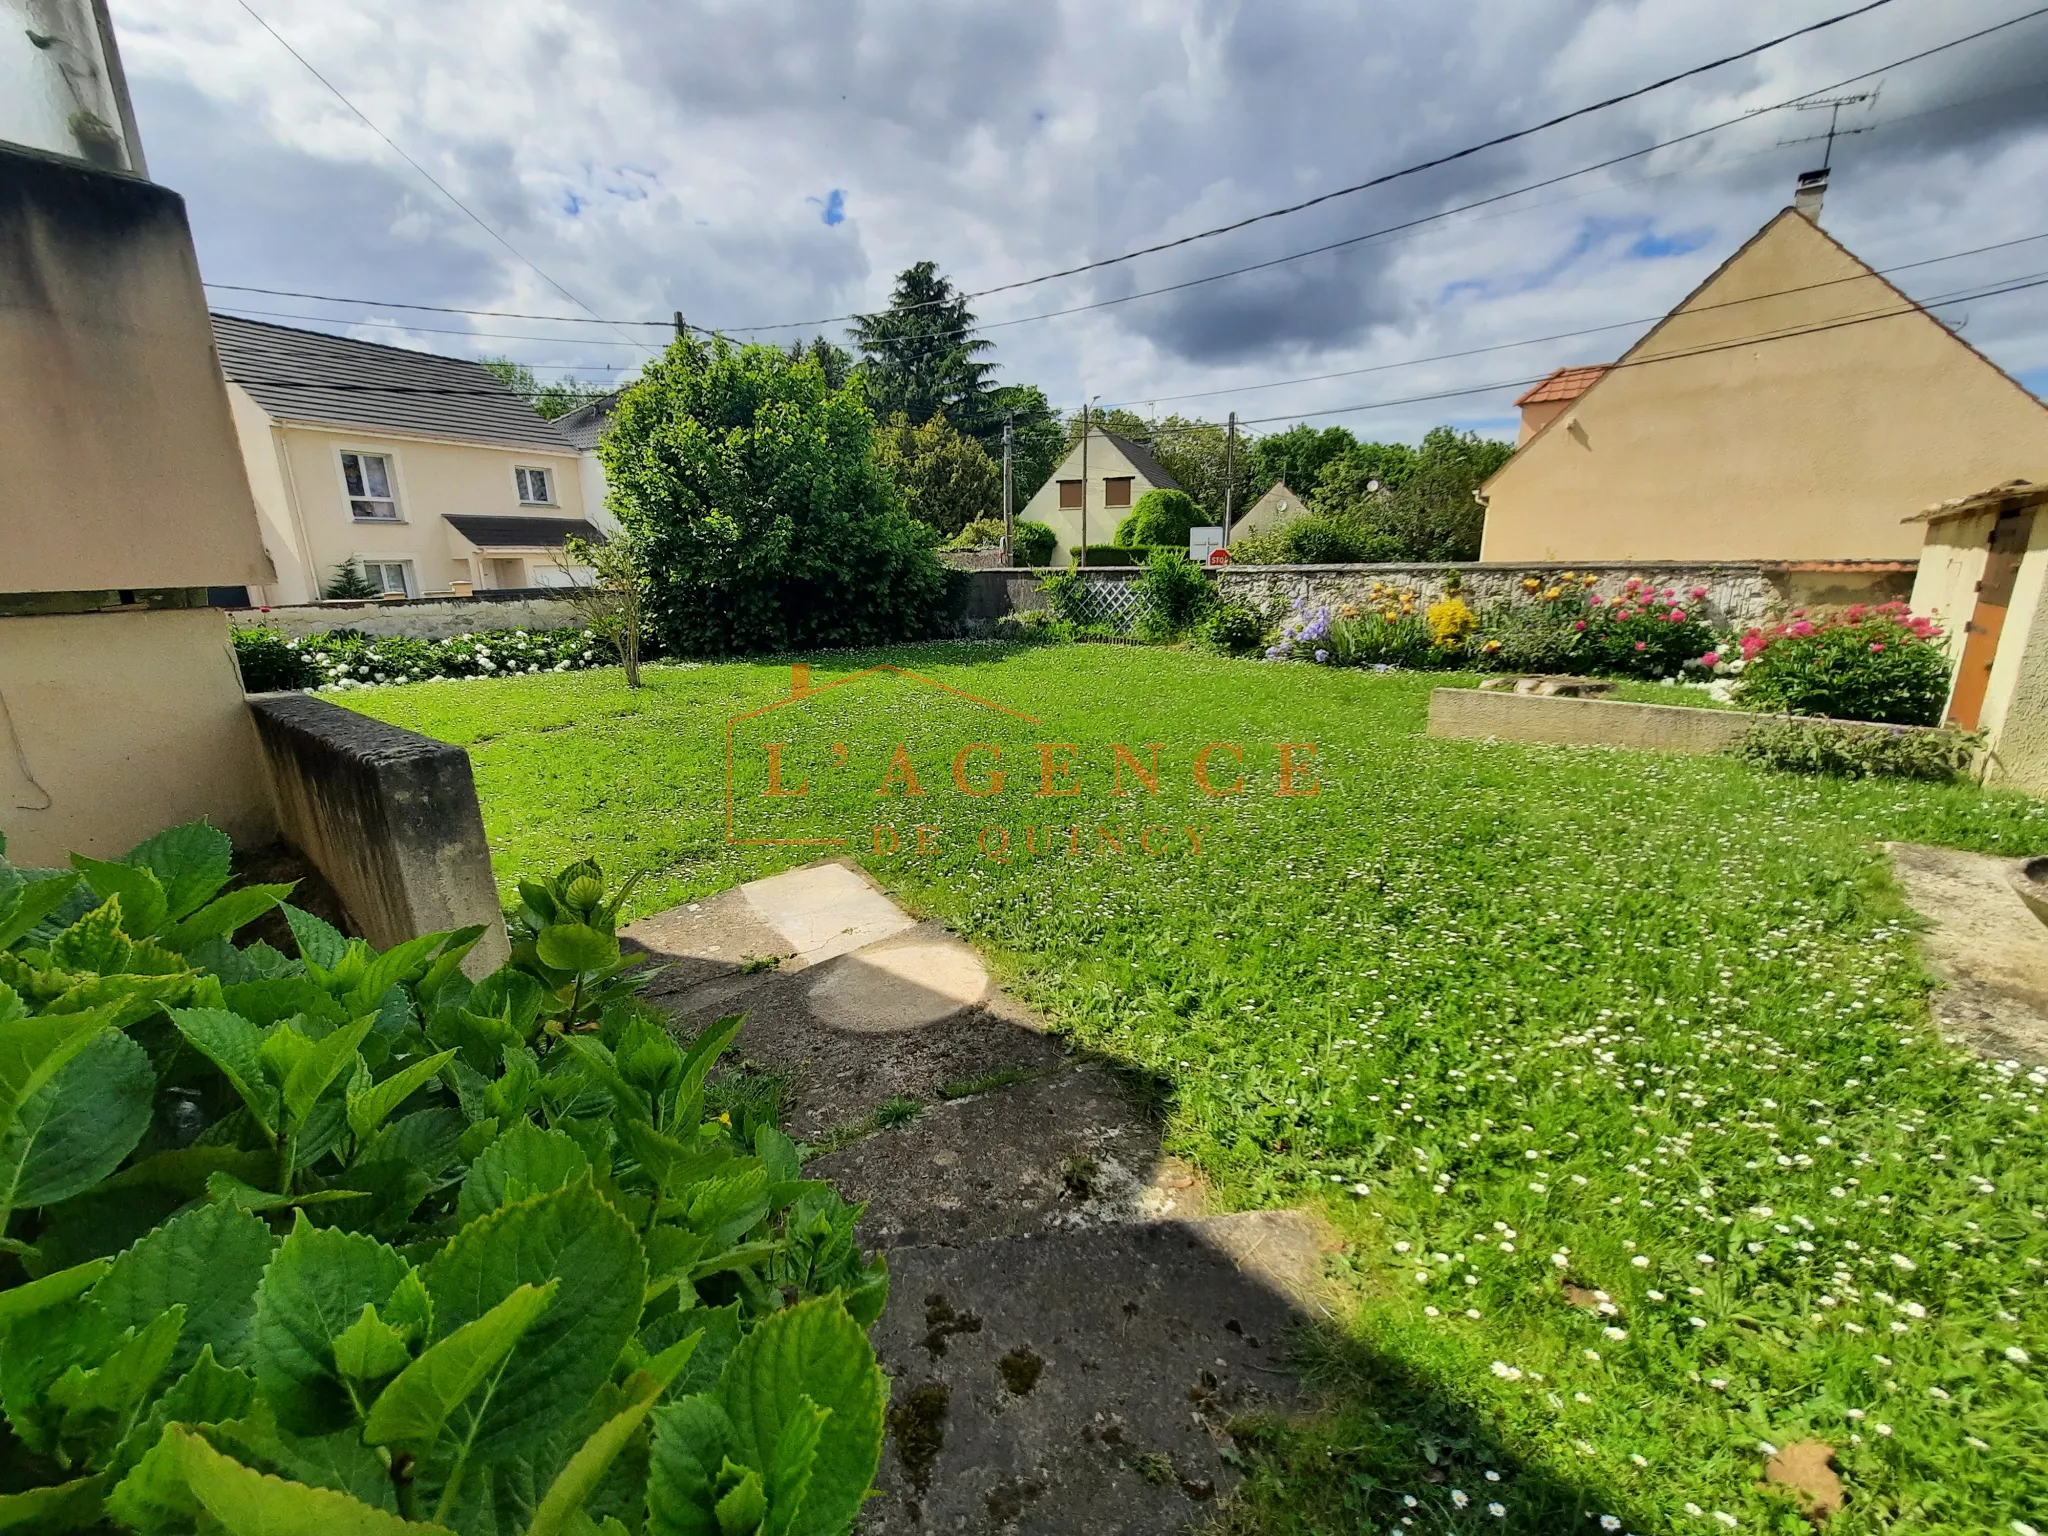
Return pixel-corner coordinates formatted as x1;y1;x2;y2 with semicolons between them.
1017;429;1181;566
213;315;604;605
1233;479;1313;541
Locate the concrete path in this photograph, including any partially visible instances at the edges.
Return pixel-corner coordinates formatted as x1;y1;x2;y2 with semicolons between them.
1888;842;2048;1065
624;861;1331;1533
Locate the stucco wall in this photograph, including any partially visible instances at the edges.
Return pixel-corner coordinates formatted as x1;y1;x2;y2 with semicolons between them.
1480;210;2048;563
2;147;272;592
224;403;590;604
0;609;275;863
229;593;585;641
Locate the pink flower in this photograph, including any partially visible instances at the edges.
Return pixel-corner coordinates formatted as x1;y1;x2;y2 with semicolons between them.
1690;587;1708;600
1700;651;1721;667
1634;641;1648;651
1870;642;1885;653
1668;610;1687;622
1790;621;1815;637
1573;619;1587;631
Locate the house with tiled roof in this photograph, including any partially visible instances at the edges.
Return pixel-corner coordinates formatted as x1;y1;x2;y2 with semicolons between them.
213;315;607;605
1512;366;1609;446
1478;200;2048;564
1018;428;1183;566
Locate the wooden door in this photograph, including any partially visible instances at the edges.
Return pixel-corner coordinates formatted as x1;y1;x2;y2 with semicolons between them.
1947;510;2034;729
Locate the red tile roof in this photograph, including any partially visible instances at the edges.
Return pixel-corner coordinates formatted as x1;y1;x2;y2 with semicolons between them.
1514;365;1609;408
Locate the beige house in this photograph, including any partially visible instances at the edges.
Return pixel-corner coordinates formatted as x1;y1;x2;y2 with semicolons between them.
1232;479;1313;541
214;316;606;605
1019;428;1181;566
1479;204;2048;563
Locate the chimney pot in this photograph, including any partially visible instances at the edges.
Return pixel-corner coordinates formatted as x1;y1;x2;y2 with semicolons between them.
1794;167;1829;222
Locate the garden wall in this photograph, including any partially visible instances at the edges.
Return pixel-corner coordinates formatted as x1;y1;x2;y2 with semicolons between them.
228;590;582;640
1214;560;1914;630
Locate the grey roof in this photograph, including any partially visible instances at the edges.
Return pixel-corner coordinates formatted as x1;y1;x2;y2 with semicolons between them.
552;393;619;450
212;314;576;450
1099;430;1181;491
444;515;604;550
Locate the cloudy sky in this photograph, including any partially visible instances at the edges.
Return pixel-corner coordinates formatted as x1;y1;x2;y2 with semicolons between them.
112;0;2048;445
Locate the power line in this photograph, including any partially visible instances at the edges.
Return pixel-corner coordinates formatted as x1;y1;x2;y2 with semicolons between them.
229;0;652;356
201;4;2048;349
1099;229;2048;410
208;304;657;347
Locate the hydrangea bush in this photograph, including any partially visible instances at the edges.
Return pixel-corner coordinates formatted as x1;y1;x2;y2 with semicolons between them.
233;626;612;693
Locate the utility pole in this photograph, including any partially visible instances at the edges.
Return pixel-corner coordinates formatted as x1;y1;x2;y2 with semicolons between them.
673;311;686;341
1078;402;1090;566
1223;410;1237;547
1001;419;1014;560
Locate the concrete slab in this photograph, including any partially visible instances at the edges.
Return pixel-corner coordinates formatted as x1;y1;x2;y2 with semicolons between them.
1889;842;2048;1064
810;1064;1197;1249
743;860;915;966
807;932;991;1033
622;884;791;991
859;1212;1326;1535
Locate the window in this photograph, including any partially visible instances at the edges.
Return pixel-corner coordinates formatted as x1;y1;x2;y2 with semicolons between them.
1058;479;1084;509
515;466;554;505
341;452;399;520
360;560;413;597
1104;476;1134;508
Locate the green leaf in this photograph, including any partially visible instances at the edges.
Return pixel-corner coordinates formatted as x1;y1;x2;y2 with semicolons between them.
420;1182;645;1458
0;874;82;951
148;1426;456;1535
712;1467;767;1536
647;1397;737;1536
361;1280;556;1447
346;1051;455;1142
331;1305;413;1383
350;935;448;1013
0;1006;116;1130
0;1473;110;1532
0;1255;109;1325
527;1330;702;1536
162;884;296;953
280;1016;374;1131
0;1028;154;1211
46;1306;183;1422
51;898;132;974
71;856;170;938
221;978;345;1029
282;905;351;971
535;923;620;974
110;1347;261;1477
204;1173;369;1215
168;1008;279;1140
716;1298;883;1536
760;1399;827;1536
247;1216;411;1435
95;1202;275;1376
752;1128;801;1186
679;1168;772;1250
456;1122;590;1224
123;822;234;923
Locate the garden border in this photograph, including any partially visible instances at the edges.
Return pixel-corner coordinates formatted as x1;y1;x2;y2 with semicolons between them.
1425;687;1952;756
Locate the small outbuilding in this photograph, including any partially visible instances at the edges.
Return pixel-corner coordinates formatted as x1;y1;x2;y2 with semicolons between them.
1231;480;1314;541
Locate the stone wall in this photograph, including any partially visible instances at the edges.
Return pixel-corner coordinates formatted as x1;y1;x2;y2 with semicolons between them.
228;590;583;640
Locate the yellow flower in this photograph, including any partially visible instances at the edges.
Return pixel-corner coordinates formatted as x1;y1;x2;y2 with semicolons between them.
1544;588;1561;601
1522;577;1541;592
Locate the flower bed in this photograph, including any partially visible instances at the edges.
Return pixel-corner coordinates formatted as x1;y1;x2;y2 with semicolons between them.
233;624;611;692
1722;603;1950;726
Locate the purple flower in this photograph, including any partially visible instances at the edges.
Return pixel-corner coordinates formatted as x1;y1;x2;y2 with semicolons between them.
1315;649;1330;663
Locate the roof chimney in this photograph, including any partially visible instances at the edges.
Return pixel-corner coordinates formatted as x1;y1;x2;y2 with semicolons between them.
1794;167;1829;222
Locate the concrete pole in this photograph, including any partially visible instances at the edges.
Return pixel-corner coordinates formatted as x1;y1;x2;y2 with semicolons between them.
1223;410;1237;547
1002;420;1014;558
1079;403;1090;566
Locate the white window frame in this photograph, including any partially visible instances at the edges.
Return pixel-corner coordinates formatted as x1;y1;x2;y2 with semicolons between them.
338;449;404;522
355;558;416;598
514;465;556;506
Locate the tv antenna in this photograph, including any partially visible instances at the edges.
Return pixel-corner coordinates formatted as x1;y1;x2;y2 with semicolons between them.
1779;88;1879;170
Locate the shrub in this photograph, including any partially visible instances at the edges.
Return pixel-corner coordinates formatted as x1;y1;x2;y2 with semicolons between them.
323;561;382;599
603;336;949;655
1201;601;1268;655
1731;604;1950;725
1011;520;1057;566
1132;548;1216;640
1114;488;1202;550
1037;568;1097;631
0;823;888;1535
1071;545;1151;567
1731;718;1982;781
232;626;612;692
1469;574;1716;681
1426;594;1477;654
1228;516;1399;566
946;517;1007;549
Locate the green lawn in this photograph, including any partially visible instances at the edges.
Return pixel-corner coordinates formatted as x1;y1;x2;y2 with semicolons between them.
345;644;2048;1536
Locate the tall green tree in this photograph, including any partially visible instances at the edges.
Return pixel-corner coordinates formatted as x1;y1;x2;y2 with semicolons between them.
874;411;1002;537
478;358;616;420
849;261;996;434
1313;439;1420;512
986;384;1065;506
600;337;947;655
1249;424;1357;499
785;334;854;389
1313;428;1510;561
